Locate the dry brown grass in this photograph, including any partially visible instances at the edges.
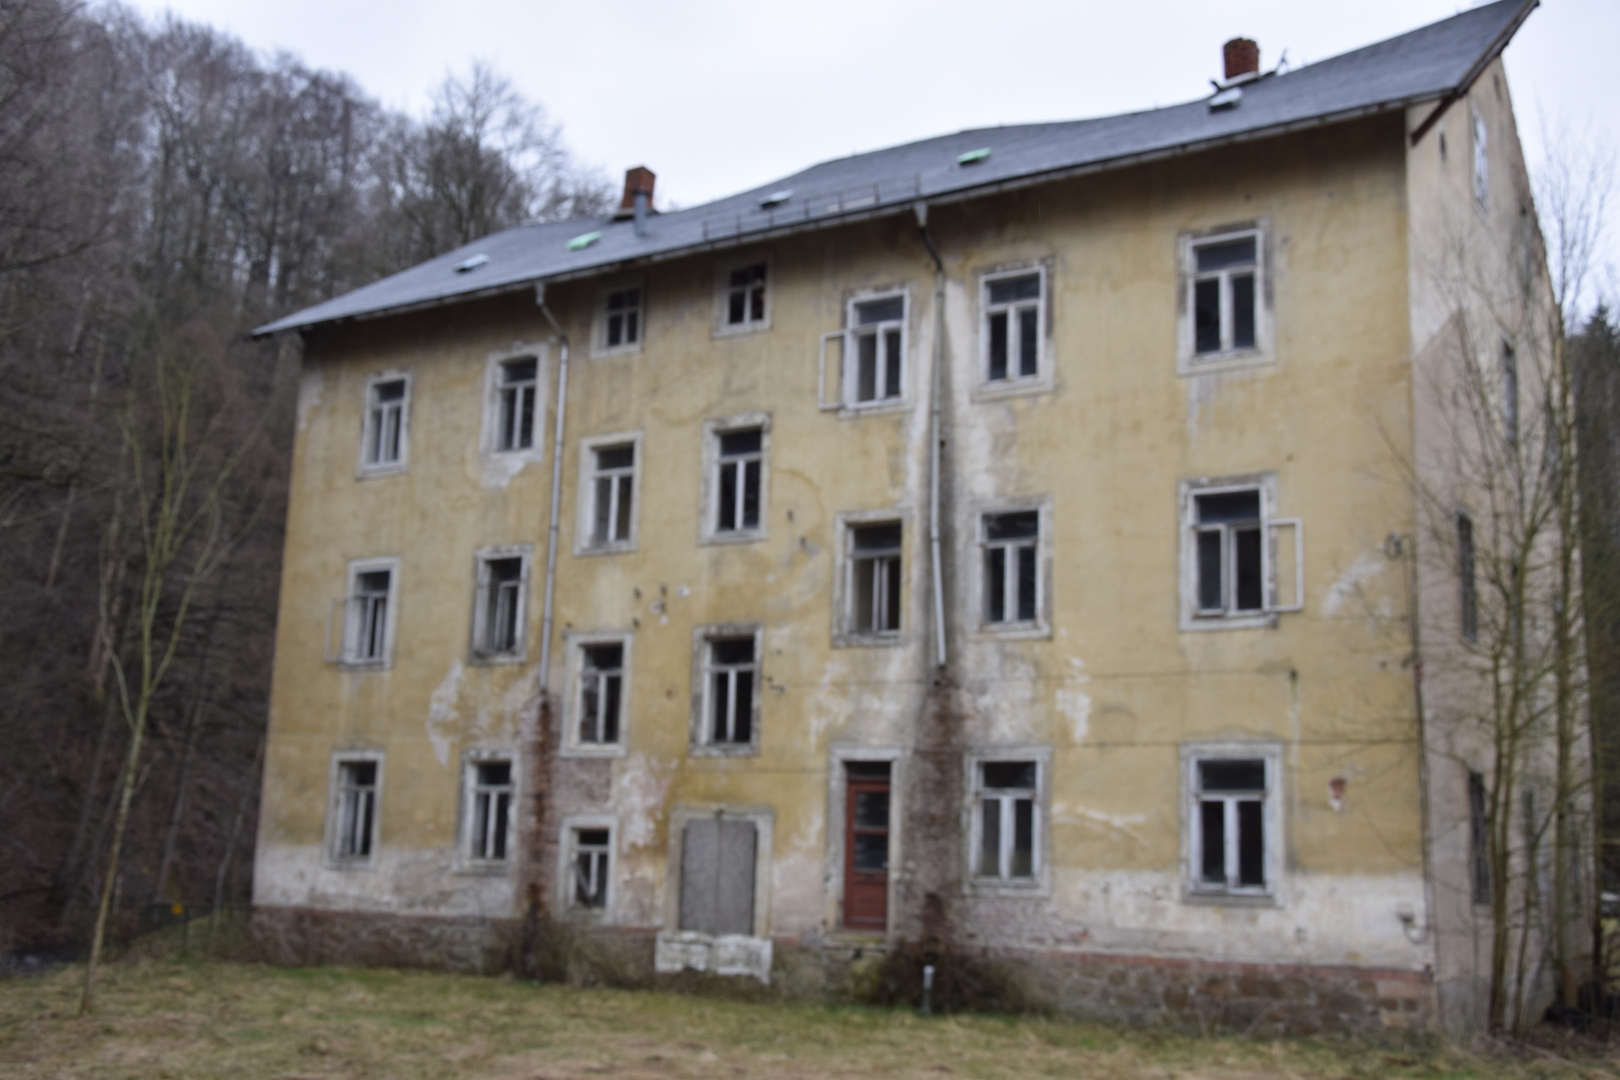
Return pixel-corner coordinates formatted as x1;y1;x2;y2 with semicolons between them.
0;959;1613;1079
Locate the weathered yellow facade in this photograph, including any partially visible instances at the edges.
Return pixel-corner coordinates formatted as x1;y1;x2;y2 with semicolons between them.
253;9;1545;1032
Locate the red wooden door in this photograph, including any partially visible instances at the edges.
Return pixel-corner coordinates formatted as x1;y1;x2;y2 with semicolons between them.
844;777;890;929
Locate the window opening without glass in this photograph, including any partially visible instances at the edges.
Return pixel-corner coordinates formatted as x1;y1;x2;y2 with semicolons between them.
604;287;641;349
851;296;904;403
725;263;767;327
476;557;524;655
1191;236;1257;357
496;359;537;452
982;512;1038;625
706;637;756;746
572;828;611;908
849;523;902;635
1188;486;1301;619
468;761;511;862
715;429;762;534
578;643;624;745
348;569;391;662
977;761;1036;881
984;272;1041;381
1194;758;1267;893
364;378;406;467
590;443;635;547
333;760;377;860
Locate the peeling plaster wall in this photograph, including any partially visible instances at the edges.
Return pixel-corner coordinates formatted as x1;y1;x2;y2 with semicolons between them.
256;110;1481;1022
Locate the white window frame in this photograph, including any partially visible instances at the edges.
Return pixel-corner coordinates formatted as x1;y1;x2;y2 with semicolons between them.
698;412;770;545
963;746;1051;897
479;344;548;459
976;263;1051;395
832;510;907;647
973;499;1051;639
574;431;643;556
1178;473;1302;632
326;556;400;669
470;545;531;662
459;750;516;871
558;815;617;919
358;371;411;477
818;288;910;413
1180;741;1285;904
690;623;764;757
1176;224;1272;376
594;280;645;358
714;255;771;337
324;750;384;869
562;630;633;758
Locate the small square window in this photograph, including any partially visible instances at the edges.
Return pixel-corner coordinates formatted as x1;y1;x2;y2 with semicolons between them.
360;375;409;473
472;550;529;659
329;756;381;864
982;271;1043;382
981;510;1041;628
464;759;513;864
495;359;537;452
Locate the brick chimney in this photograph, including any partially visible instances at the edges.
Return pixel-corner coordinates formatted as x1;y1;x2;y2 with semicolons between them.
617;166;655;215
1223;38;1260;82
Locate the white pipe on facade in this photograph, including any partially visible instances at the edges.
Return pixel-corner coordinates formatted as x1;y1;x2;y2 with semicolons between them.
914;202;948;670
535;285;569;696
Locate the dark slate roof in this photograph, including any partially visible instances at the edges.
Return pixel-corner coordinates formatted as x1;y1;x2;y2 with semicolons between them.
254;0;1534;338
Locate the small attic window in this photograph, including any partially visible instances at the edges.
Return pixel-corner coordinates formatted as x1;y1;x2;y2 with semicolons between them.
758;190;793;209
1209;87;1242;112
568;231;602;251
456;253;490;273
957;147;992;166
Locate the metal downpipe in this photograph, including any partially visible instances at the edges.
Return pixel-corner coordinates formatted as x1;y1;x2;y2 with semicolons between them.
914;202;948;671
535;285;569;697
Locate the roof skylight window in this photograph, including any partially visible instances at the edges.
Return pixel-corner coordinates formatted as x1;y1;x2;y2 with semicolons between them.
1209;87;1242;112
568;231;602;251
758;190;793;209
455;253;490;273
957;147;992;166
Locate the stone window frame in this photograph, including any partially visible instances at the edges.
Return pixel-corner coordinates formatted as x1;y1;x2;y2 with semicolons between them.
455;747;517;874
357;369;412;478
468;544;532;665
697;412;771;546
712;253;772;338
327;555;401;670
478;343;548;461
1179;740;1286;907
818;284;914;417
573;430;644;556
831;508;910;649
323;748;385;871
556;814;618;921
961;744;1052;899
972;258;1055;401
969;495;1053;641
688;623;764;758
655;802;775;983
1177;471;1302;633
1175;220;1274;377
593;278;646;359
824;745;905;940
561;629;634;759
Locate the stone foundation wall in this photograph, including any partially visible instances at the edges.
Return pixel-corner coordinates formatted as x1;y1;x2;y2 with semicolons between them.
250;905;1434;1034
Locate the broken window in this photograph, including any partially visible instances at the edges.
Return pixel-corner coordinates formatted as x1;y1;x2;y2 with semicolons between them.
704;636;756;747
1469;771;1491;904
495;358;537;452
1192;756;1268;894
714;427;763;535
577;642;624;746
678;817;756;935
724;262;767;328
1190;233;1259;357
602;286;642;350
975;760;1038;881
332;759;379;862
848;522;902;636
588;442;636;547
337;562;396;665
1186;483;1301;622
1473;109;1489;206
1458;512;1478;642
572;828;612;909
363;376;408;468
466;760;512;862
850;295;905;403
982;511;1039;626
473;553;526;657
983;270;1042;381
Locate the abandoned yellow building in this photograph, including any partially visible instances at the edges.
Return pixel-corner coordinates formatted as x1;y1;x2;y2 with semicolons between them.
250;0;1549;1033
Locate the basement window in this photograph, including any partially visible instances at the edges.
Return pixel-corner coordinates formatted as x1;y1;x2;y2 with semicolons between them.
1189;754;1271;896
328;756;381;865
1180;477;1301;629
464;759;513;864
471;549;529;660
981;269;1044;382
360;374;410;473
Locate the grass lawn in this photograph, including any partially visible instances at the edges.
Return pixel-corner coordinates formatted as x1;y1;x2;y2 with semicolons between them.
0;960;1613;1079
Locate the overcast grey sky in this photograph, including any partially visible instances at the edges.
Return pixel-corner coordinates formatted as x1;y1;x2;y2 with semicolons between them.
127;0;1617;300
